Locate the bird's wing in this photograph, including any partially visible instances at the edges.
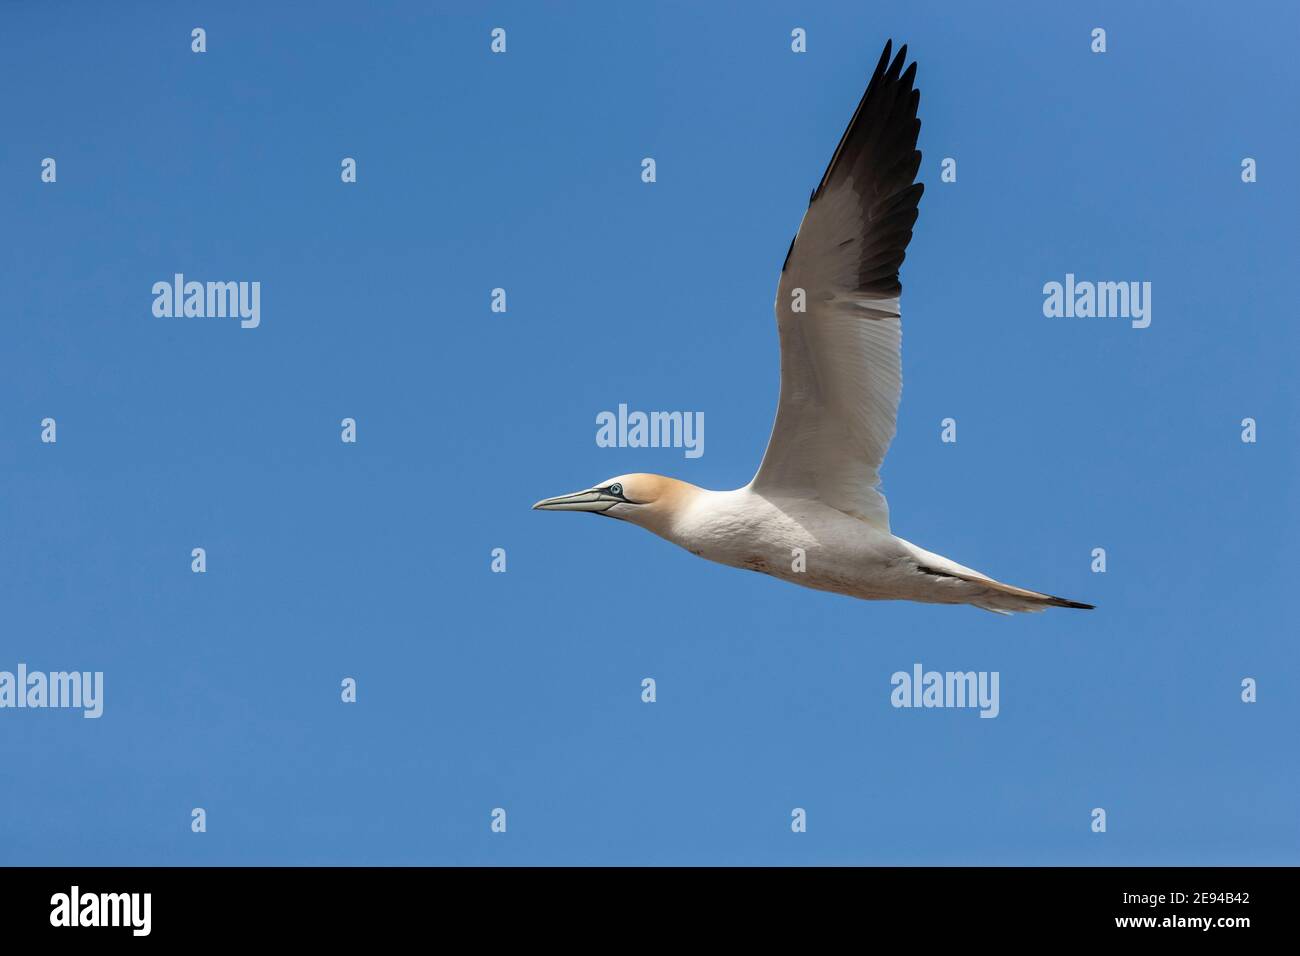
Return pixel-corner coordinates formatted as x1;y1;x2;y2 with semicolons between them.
751;41;923;532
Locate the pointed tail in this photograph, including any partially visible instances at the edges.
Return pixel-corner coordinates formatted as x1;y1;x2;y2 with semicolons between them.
917;565;1095;615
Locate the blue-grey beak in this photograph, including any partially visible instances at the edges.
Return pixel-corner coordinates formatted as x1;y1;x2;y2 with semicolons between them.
532;489;623;513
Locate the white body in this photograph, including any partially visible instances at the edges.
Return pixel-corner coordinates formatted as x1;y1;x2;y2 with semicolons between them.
665;486;1029;611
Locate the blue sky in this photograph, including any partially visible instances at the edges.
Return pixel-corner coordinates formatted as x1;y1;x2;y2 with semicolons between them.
1;0;1296;865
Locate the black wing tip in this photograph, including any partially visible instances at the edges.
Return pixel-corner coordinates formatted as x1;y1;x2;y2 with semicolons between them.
888;43;908;80
787;40;924;286
810;40;920;205
877;39;912;84
877;39;893;72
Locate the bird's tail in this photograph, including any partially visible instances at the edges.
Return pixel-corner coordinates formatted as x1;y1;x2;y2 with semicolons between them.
919;566;1095;615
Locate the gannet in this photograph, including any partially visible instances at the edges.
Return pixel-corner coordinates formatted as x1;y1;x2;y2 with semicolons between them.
535;41;1093;614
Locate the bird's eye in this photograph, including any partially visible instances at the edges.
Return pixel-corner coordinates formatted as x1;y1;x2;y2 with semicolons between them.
609;483;623;497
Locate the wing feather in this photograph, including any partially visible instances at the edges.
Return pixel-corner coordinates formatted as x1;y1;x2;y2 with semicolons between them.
752;41;924;530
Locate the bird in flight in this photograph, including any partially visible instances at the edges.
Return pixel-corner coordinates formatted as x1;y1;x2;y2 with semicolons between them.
535;40;1093;614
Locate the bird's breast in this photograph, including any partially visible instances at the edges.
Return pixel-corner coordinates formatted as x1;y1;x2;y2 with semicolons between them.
669;490;901;590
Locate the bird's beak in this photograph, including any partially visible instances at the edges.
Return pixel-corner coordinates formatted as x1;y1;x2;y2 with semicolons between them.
532;489;621;513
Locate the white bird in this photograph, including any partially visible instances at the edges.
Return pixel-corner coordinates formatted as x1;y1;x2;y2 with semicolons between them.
535;41;1093;614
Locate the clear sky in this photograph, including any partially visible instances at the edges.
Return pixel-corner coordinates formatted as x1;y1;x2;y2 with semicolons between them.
1;0;1296;865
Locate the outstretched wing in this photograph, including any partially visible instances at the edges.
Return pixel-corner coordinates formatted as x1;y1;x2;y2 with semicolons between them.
751;40;923;531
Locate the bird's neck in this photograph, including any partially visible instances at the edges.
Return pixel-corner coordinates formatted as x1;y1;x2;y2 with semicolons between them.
629;476;709;541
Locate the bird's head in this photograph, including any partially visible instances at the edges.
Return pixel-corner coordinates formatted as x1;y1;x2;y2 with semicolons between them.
532;473;694;532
